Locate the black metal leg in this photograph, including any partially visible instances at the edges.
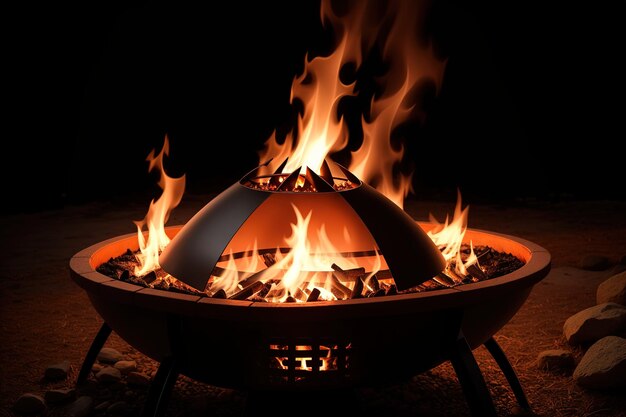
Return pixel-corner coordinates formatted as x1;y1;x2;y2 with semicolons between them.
484;337;531;411
141;356;179;417
449;331;498;417
76;322;112;385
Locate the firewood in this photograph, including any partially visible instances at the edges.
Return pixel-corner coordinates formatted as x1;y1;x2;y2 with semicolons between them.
141;271;157;284
368;275;380;292
331;264;366;281
212;289;227;299
351;277;364;299
307;288;321;302
262;253;276;268
386;284;397;295
229;281;264;300
330;274;351;299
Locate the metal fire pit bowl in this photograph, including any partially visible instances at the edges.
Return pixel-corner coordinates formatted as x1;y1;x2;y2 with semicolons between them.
70;222;550;416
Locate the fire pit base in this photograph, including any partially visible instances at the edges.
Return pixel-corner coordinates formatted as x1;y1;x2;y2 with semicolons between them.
77;321;528;417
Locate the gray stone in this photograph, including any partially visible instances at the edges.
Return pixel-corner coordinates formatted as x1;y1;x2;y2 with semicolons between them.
44;388;76;404
96;366;122;383
97;347;124;364
114;360;137;374
45;360;70;380
580;255;611;271
597;271;626;305
67;396;94;417
574;336;626;390
12;393;46;414
563;302;626;344
536;349;575;371
107;401;131;415
127;371;151;386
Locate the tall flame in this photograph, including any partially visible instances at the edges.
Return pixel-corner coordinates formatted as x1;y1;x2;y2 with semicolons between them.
134;136;186;276
259;0;445;209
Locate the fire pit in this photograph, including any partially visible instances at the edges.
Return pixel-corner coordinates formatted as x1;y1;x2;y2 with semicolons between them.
69;2;552;415
70;219;549;416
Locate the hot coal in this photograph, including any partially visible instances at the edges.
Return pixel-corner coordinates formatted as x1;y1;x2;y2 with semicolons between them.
96;244;524;301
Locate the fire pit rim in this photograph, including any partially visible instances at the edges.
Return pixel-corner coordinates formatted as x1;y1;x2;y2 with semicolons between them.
70;223;550;321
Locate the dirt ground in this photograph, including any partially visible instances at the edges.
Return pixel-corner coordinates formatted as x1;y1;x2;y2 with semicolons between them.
1;196;625;416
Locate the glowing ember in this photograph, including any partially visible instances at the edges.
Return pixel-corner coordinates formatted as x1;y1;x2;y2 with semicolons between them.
134;136;185;277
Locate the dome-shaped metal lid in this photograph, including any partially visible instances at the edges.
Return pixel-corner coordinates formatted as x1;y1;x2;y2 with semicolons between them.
160;161;445;293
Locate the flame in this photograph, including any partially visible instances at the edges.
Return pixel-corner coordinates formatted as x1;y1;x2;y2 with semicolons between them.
134;136;186;276
259;0;445;209
427;191;479;277
211;205;383;302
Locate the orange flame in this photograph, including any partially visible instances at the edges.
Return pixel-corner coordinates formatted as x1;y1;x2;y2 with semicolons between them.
427;191;479;277
259;0;445;209
134;136;186;276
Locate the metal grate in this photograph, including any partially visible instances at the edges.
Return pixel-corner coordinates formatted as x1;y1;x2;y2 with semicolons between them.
262;339;353;386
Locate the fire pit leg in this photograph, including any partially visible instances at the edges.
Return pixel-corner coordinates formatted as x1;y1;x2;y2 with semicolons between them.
449;331;498;417
76;322;112;385
141;316;181;417
142;356;179;417
484;337;531;411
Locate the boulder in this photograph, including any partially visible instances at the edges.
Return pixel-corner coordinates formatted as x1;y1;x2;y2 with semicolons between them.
536;350;575;371
45;360;70;380
97;347;124;364
66;396;94;417
563;303;626;344
96;366;122;383
597;271;626;305
574;336;626;389
114;360;137;374
12;393;46;414
44;388;76;404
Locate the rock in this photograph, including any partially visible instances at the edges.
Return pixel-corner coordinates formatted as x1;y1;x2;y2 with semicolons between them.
536;349;575;371
563;302;626;344
574;336;626;389
580;255;611;271
45;388;76;404
91;363;104;373
114;360;137;374
127;371;151;387
94;400;112;412
96;366;122;383
12;393;46;414
97;347;124;364
67;396;94;417
107;401;131;415
597;271;626;305
45;360;70;380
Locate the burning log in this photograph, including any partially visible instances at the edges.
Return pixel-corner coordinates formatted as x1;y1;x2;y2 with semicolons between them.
351;277;364;299
330;274;351;299
369;288;386;297
467;264;487;280
307;288;321;302
368;275;380;292
386;284;398;296
262;253;276;268
433;272;456;287
212;289;227;299
331;264;366;281
141;271;158;285
229;281;264;300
